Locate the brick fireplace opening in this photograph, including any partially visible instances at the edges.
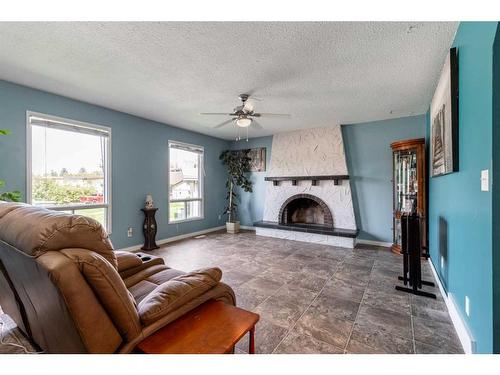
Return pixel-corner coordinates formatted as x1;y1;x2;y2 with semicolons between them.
279;194;333;228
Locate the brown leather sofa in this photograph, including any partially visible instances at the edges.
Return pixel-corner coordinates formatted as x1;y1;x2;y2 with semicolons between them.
0;202;235;353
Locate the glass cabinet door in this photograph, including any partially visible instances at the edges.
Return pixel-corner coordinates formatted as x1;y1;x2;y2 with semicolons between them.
393;149;418;213
393;149;418;245
394;216;402;247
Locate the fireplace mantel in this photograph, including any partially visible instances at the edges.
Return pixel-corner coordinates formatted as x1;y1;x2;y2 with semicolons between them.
264;175;349;186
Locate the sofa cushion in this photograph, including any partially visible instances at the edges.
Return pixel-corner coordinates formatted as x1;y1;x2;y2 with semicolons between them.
61;248;141;341
137;267;222;325
0;202;117;269
128;267;184;304
123;264;173;289
37;251;123;353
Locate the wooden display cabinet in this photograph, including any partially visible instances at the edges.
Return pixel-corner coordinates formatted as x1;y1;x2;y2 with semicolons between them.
391;138;427;255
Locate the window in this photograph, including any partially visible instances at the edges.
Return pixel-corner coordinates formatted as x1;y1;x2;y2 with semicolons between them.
27;112;111;231
168;141;203;223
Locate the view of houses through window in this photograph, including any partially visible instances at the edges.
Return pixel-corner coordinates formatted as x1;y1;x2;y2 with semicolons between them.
168;141;203;222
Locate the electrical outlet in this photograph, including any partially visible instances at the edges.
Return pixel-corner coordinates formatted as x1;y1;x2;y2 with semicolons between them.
218;214;222;220
127;227;133;238
465;295;470;317
481;169;489;191
440;256;445;269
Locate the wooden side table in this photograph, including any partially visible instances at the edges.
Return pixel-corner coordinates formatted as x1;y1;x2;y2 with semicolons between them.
136;300;260;354
141;208;159;250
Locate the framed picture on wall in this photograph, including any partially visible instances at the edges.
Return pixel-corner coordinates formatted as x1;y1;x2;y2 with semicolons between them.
248;147;266;172
430;47;459;177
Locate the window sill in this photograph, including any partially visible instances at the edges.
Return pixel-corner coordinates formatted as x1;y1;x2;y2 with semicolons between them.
168;216;204;225
37;203;108;210
34;203;112;234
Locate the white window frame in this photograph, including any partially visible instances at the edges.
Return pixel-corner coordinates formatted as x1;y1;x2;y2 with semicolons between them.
168;140;204;224
26;111;112;233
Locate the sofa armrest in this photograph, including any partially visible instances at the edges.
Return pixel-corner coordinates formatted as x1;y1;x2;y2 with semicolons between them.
137;267;222;325
117;252;165;279
115;251;143;272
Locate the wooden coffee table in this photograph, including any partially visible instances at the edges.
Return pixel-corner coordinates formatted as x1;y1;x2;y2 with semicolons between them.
136;300;260;354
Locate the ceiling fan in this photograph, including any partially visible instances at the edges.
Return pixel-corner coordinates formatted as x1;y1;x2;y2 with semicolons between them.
200;94;290;140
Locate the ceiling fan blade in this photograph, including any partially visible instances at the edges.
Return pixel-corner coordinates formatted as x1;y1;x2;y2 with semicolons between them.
243;100;254;112
213;118;235;129
200;113;234;116
253;113;291;118
251;120;264;130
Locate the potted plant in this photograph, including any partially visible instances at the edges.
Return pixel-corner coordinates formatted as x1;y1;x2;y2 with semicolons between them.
219;149;252;233
0;129;21;202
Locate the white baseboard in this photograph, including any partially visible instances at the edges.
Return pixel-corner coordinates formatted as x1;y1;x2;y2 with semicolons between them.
428;258;476;354
355;238;392;248
240;225;256;231
118;225;225;252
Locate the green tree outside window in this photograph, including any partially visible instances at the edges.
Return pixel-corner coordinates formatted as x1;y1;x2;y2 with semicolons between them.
0;129;21;202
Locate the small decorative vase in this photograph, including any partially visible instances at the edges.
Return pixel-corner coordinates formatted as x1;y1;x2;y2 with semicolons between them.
145;194;154;209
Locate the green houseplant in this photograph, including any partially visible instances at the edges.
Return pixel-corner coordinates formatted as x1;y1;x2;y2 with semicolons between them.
0;129;21;202
219;149;252;233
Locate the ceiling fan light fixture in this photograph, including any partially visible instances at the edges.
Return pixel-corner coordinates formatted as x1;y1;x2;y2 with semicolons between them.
202;94;289;131
236;117;252;128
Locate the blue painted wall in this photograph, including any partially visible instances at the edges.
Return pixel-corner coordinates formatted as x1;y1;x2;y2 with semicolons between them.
229;136;273;226
0;80;229;249
491;24;500;354
342;116;426;243
427;22;498;353
228;118;426;236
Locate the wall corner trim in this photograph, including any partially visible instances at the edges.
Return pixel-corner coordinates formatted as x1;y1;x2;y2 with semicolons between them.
355;238;393;248
240;225;256;231
428;258;477;354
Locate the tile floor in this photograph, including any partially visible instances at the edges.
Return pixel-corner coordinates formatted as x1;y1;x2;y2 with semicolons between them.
150;230;463;354
0;230;464;354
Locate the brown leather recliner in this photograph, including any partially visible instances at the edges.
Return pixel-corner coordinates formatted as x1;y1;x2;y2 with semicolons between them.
0;202;236;353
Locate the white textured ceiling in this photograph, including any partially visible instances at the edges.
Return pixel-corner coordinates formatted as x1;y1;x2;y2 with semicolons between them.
0;22;458;140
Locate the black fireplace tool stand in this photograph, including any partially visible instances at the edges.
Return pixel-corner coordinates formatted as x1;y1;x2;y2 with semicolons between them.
395;213;436;299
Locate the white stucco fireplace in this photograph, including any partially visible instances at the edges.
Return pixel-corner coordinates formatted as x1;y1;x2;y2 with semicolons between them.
254;126;358;248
